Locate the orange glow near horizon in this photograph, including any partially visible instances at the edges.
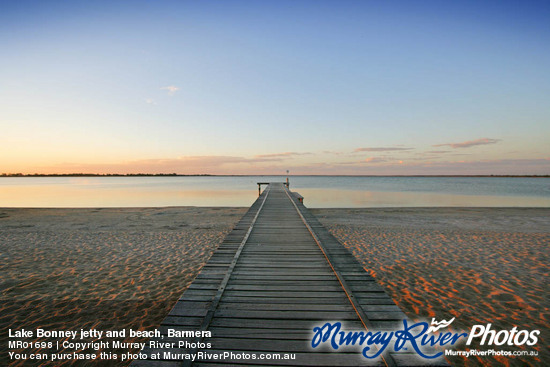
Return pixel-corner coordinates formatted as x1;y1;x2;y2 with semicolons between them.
1;153;549;176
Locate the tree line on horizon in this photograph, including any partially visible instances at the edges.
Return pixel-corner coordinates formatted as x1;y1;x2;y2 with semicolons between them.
0;173;213;177
1;173;548;178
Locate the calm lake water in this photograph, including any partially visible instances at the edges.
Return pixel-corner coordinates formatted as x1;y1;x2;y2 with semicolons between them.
1;176;549;208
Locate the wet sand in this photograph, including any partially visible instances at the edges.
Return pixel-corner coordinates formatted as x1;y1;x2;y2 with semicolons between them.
1;207;549;366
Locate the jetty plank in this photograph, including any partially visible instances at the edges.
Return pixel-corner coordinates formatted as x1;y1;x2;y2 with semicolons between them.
132;183;448;366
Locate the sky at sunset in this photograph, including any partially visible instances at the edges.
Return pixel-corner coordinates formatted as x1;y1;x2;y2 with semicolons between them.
1;0;549;175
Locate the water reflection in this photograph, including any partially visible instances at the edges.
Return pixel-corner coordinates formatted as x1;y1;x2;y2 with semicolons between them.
1;177;549;208
298;188;550;208
0;184;257;207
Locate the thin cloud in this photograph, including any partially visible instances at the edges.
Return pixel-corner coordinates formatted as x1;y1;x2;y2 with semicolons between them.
354;147;414;153
145;98;157;105
160;85;180;96
433;138;500;149
363;157;388;163
254;152;311;159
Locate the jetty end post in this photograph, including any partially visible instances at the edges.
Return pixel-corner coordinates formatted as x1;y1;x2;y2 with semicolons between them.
256;182;270;196
286;170;289;188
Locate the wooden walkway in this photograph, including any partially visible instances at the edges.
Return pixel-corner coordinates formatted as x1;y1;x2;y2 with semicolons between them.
132;183;446;366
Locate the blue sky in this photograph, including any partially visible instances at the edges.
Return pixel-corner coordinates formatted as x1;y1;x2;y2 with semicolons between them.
1;0;549;174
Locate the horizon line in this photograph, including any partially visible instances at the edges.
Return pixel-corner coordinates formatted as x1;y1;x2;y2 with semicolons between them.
2;173;549;178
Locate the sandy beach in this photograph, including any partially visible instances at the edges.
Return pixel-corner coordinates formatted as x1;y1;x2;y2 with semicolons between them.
0;207;246;366
1;207;548;366
314;208;550;366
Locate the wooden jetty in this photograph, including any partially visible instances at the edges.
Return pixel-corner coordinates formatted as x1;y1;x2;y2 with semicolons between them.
132;183;447;366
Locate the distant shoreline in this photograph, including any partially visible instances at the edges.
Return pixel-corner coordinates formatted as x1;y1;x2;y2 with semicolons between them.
2;173;549;178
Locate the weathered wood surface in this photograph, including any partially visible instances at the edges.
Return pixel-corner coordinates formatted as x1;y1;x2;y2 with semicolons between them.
132;183;447;366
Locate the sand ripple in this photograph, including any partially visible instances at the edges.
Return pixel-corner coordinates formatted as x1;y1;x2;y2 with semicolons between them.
316;208;549;367
0;207;245;366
